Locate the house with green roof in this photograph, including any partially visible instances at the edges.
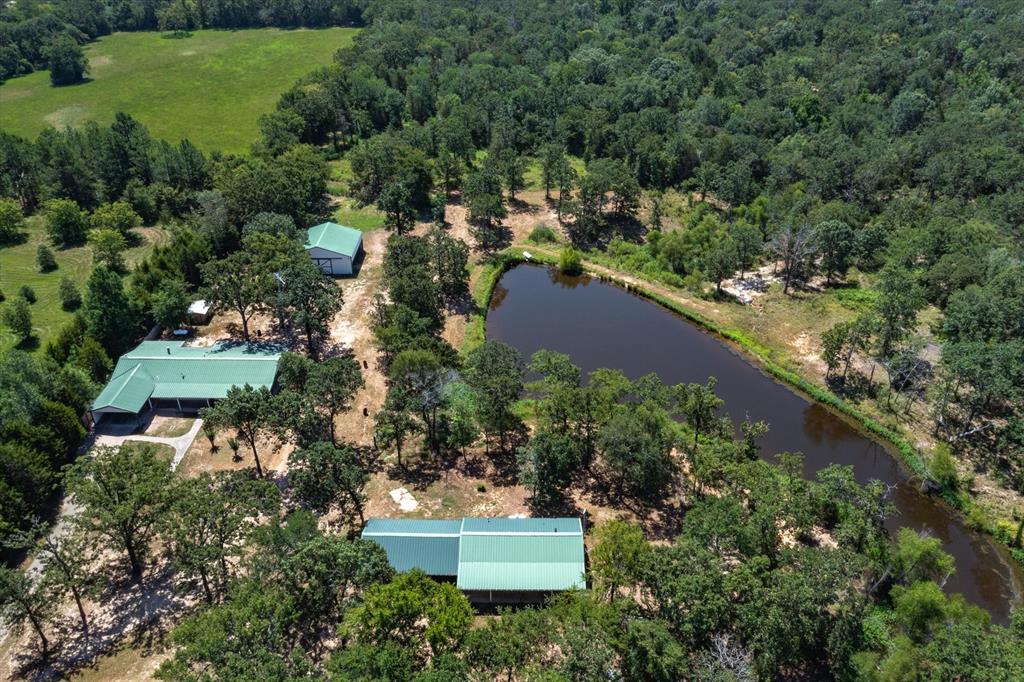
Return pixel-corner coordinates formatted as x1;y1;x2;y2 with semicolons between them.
90;340;282;423
361;517;586;604
305;222;364;276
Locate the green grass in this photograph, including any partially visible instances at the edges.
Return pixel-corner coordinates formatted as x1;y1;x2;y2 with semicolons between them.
0;28;357;153
333;197;386;232
0;218;165;353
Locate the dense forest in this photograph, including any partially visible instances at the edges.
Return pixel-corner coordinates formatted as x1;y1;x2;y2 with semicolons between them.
1;0;1024;679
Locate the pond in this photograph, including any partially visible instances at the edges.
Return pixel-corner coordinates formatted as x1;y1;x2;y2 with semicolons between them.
486;264;1023;623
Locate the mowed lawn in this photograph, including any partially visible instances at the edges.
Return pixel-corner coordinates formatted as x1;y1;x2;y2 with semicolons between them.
0;218;166;353
0;28;357;153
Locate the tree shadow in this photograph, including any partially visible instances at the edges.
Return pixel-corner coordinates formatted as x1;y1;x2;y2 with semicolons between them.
8;566;189;681
14;335;40;352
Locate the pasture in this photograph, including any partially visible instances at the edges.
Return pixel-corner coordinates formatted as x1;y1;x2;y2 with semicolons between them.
0;28;356;153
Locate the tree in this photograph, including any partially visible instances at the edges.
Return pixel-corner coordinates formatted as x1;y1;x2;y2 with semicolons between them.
66;444;175;585
599;402;676;501
463;164;507;250
346;570;473;658
770;223;816;294
84;265;139;356
36;244;57;272
200;251;271;342
494;148;526;201
156;581;310;681
377;183;418;235
165;472;279;603
815;220;855;284
58;275;81;311
201;385;277;477
90;201;140;235
289;442;369;526
0;198;24;243
45;35;88;86
0;567;55;660
428;228;469;306
71;335;112;382
88;228;128;270
541;144;569;201
388;349;451;455
820;314;872;383
589;520;650;602
44;198;88;246
703;236;737;293
463;341;524;453
2;297;32;342
34;528;99;634
275;260;343;358
242;212;299;240
731;222;762;279
873;265;923;359
621;619;689;682
680;378;724;447
299;355;364;445
517;429;580;507
152;278;189;330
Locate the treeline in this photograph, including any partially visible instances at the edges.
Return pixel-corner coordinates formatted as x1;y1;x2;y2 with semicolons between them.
0;0;366;83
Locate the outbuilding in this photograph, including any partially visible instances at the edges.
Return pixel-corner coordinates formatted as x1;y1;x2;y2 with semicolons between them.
304;222;363;276
362;516;586;604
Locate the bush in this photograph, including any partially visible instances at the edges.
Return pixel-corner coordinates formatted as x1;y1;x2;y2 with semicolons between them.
559;247;582;274
18;285;36;304
36;244;57;273
58;276;82;311
528;225;558;244
2;298;32;340
929;443;959;491
0;198;24;244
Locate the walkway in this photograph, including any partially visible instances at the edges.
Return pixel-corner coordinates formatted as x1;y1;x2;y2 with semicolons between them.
92;418;203;472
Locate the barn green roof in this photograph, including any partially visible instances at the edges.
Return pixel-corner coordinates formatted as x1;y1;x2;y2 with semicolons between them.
91;341;282;413
362;519;461;576
305;222;363;257
361;517;585;592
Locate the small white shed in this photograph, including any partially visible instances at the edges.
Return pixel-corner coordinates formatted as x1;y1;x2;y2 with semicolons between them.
187;299;211;325
304;222;364;276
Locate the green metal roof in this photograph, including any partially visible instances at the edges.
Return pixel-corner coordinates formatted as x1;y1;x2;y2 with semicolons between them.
92;341;281;413
361;517;585;592
362;519;461;576
305;222;363;257
457;517;585;592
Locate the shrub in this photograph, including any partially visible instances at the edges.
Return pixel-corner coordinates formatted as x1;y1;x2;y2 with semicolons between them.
36;244;57;273
2;298;32;340
18;285;36;304
58;276;82;311
0;198;24;243
929;443;959;492
528;224;558;244
559;247;582;274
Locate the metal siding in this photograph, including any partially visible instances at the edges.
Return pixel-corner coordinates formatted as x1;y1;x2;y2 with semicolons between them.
304;223;363;258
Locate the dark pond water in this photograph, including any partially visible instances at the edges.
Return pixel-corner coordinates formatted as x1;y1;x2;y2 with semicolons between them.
487;264;1023;623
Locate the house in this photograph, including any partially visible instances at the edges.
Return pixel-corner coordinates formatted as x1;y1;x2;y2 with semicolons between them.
90;340;282;423
304;222;363;276
362;517;586;604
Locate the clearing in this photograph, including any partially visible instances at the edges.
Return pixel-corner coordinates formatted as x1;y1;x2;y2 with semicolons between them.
0;28;357;153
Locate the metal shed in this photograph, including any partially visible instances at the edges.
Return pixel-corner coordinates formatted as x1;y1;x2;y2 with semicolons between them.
361;517;586;604
304;222;363;276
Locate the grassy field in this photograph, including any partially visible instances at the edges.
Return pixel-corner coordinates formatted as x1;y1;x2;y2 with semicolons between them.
0;217;166;353
0;28;357;153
